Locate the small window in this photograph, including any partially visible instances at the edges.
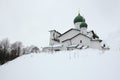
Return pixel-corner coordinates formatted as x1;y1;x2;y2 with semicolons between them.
80;40;82;43
55;49;60;51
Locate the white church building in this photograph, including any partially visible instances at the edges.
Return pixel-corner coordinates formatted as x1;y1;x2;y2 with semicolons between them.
42;13;107;52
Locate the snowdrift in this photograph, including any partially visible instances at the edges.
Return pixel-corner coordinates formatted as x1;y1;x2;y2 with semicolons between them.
0;49;120;80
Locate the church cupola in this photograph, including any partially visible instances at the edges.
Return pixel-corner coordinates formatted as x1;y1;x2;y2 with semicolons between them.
80;22;88;34
74;13;85;29
74;13;85;24
80;22;88;28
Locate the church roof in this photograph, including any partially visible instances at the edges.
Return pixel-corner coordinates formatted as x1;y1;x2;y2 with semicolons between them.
88;30;99;39
74;13;85;24
62;33;102;43
62;33;91;42
58;28;80;38
49;30;61;35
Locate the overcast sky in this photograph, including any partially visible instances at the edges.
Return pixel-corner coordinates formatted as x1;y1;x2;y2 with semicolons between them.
0;0;120;47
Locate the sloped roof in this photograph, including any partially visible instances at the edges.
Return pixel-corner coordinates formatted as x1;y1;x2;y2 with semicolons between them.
62;33;91;42
88;30;99;39
49;30;61;35
58;28;80;38
62;33;102;43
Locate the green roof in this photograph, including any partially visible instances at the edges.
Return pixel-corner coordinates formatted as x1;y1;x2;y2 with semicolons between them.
74;13;85;24
80;22;88;28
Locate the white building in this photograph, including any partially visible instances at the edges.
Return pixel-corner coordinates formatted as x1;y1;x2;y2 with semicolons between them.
42;13;107;52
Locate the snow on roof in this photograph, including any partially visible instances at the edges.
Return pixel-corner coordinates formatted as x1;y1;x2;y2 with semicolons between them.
67;44;78;47
49;30;61;35
62;33;91;43
45;44;62;48
62;32;102;43
58;28;80;38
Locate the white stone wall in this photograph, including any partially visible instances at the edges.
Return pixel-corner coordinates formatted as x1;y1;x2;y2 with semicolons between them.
50;31;60;39
49;40;60;45
71;34;91;46
80;27;87;35
49;30;60;45
90;41;102;49
54;32;60;38
59;30;80;42
62;40;71;47
74;22;81;29
87;31;93;38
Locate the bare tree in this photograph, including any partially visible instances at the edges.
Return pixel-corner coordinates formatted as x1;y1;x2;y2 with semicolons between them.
11;41;23;56
31;46;40;53
0;38;40;65
22;45;40;54
0;38;10;64
0;38;10;53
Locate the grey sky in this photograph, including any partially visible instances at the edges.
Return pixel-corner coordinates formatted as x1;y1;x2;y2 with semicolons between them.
0;0;120;47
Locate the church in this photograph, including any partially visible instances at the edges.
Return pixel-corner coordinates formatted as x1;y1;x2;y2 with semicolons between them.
42;13;106;52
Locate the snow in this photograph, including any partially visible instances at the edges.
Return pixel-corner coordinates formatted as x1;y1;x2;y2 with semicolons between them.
106;29;120;51
0;49;120;80
0;1;120;79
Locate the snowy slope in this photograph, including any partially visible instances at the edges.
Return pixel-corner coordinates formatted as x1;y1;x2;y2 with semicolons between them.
0;49;120;80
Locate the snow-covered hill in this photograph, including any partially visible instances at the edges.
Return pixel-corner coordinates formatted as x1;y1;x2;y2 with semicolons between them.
0;49;120;80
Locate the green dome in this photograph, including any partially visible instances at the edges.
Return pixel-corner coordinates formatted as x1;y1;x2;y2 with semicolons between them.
80;22;88;28
74;13;85;24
